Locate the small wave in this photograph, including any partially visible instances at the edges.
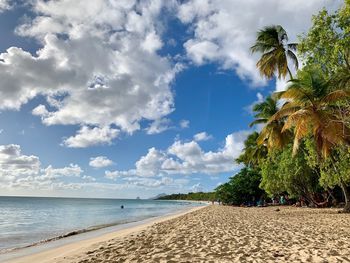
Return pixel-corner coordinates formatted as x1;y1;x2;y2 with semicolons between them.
0;220;134;255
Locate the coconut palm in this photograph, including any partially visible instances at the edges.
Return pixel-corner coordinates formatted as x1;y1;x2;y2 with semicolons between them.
270;68;350;158
251;25;298;80
250;96;291;150
269;68;350;212
236;132;268;168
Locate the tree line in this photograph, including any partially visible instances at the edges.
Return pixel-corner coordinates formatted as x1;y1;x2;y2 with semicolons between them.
156;192;216;201
217;1;350;212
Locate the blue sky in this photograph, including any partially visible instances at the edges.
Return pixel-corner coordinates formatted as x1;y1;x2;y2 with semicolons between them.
0;0;342;198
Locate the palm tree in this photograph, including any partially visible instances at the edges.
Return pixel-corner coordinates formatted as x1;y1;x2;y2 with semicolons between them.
270;68;350;212
250;96;291;150
270;68;350;158
251;25;298;80
236;132;267;168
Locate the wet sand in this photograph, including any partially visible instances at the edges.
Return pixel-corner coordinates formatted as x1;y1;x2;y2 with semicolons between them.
7;205;350;262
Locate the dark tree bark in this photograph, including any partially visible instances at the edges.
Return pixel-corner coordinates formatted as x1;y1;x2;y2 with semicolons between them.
340;182;350;213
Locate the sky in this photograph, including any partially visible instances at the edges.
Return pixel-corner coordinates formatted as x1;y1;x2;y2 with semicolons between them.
0;0;343;199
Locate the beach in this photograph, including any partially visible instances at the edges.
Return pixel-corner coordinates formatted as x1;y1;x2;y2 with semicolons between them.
5;205;350;263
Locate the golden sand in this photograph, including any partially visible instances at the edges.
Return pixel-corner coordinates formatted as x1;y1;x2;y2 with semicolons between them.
8;205;350;262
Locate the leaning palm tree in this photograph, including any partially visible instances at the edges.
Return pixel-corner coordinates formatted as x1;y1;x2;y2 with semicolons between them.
270;68;350;212
270;68;350;158
251;25;298;80
236;132;268;168
250;96;291;150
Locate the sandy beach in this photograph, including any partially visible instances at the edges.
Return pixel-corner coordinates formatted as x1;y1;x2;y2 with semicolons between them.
6;205;350;263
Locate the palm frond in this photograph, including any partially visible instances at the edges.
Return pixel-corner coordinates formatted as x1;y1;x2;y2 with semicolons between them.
287;50;299;70
249;118;267;127
269;106;299;122
287;43;298;51
321;90;350;103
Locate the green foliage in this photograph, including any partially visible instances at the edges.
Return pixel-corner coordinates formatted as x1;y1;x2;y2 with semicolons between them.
298;1;350;78
222;3;350;209
215;168;264;205
272;66;350;158
156;192;216;201
250;95;291;150
236;132;267;168
318;147;350;189
260;144;320;200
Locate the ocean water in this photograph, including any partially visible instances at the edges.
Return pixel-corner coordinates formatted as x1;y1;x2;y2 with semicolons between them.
0;196;201;253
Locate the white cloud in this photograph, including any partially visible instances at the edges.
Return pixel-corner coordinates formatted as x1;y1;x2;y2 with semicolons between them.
0;144;95;191
179;119;190;129
0;0;181;146
146;118;172;135
62;126;119;148
0;0;11;12
81;175;96;182
0;144;191;195
89;156;114;168
121;176;187;188
0;144;40;176
41;163;83;180
177;0;342;87
135;147;166;176
275;78;289;92
193;132;212;141
190;182;203;192
105;130;248;179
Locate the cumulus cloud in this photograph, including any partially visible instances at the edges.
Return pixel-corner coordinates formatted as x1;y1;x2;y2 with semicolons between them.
146;118;172;135
62;126;119;148
190;183;203;192
193;132;212;141
0;144;192;194
179;119;190;129
89;156;114;168
41;163;83;180
0;0;11;12
177;0;342;87
0;0;181;146
0;144;95;191
0;144;40;176
0;0;338;148
121;176;188;189
105;130;248;179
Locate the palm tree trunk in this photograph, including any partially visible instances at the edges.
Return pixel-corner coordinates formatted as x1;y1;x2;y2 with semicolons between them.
340;182;350;213
287;67;293;80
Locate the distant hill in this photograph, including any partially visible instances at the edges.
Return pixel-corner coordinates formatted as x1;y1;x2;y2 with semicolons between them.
149;193;167;200
156;192;215;201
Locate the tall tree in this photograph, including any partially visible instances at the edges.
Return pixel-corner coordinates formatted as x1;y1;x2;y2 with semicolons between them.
236;132;267;168
271;68;350;157
251;25;298;80
270;68;350;211
260;143;322;206
299;1;350;77
250;96;291;150
215;168;264;205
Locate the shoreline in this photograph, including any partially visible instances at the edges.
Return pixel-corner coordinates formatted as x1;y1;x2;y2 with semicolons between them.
3;205;350;262
1;205;206;263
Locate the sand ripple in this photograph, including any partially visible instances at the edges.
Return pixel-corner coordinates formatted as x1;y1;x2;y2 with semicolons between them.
64;206;350;262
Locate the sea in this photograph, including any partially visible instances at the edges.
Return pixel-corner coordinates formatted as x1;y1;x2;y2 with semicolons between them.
0;196;202;254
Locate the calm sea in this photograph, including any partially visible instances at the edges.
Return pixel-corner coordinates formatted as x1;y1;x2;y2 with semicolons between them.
0;196;201;253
